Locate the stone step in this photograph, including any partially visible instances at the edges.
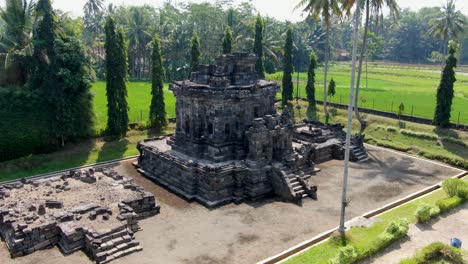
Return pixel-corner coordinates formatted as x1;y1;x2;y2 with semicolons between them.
302;193;308;198
99;245;143;264
95;241;140;263
358;157;369;163
292;185;303;192
97;235;133;252
290;181;300;188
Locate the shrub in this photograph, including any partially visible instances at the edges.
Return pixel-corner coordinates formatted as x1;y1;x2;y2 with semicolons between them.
399;242;465;264
414;203;440;223
442;178;464;197
418;150;468;169
328;245;358;264
400;129;439;140
436;196;462;213
441;136;468;147
386;126;398;132
363;219;410;258
456;182;468;200
384;218;409;238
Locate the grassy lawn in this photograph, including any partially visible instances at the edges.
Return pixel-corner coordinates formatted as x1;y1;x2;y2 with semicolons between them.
267;62;468;124
298;103;468;164
91;81;176;132
285;177;467;264
0;125;175;182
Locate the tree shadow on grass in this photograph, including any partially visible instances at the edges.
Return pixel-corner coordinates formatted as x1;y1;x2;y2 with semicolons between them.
306;104;318;121
0;139;95;182
96;138;129;164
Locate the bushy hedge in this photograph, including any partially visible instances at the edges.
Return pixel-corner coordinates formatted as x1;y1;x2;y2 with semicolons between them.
418;150;468;169
436;196;462;213
399;242;465;264
400;129;439;140
442;178;464;197
328;245;358;264
0;88;53;161
365;137;412;152
414;203;440;223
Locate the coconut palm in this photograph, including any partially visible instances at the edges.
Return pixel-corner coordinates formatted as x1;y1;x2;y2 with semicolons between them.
0;0;36;85
343;0;399;131
296;0;343;122
126;6;153;78
83;0;105;35
427;0;467;54
84;0;104;18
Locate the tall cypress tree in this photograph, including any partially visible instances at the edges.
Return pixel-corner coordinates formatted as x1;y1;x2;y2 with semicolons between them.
223;26;234;54
190;32;201;75
434;41;458;127
282;27;294;106
253;14;265;78
306;51;318;110
149;35;167;131
105;17;129;137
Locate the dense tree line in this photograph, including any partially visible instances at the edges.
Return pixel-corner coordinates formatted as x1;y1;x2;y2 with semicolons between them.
0;0;467;161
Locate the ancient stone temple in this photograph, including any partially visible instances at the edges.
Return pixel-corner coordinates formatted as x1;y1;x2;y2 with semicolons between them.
136;53;367;207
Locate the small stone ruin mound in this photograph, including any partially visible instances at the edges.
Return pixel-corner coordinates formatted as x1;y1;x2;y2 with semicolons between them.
0;168;160;264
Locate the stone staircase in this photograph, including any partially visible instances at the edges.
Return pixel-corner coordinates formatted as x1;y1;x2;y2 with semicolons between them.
350;144;369;163
274;165;317;201
86;227;142;264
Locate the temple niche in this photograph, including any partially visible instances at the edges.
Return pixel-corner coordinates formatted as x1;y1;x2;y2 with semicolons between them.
136;53;368;207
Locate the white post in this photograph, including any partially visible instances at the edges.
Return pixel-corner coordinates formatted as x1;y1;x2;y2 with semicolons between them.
339;0;361;237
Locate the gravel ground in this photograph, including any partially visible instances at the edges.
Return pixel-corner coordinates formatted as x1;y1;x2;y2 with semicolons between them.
360;203;468;264
0;146;462;264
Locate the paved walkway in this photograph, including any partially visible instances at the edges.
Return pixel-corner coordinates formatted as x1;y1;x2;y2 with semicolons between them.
362;202;468;264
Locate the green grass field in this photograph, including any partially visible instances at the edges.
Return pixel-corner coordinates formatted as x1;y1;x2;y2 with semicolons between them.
268;62;468;124
91;81;176;132
90;63;468;132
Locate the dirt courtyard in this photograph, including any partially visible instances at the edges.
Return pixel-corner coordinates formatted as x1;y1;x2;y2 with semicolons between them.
0;145;463;264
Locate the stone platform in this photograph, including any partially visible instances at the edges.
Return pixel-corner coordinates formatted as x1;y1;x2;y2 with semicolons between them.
0;168;160;264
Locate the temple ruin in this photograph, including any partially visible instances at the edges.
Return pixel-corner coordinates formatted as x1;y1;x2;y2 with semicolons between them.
137;53;368;207
0;168;160;264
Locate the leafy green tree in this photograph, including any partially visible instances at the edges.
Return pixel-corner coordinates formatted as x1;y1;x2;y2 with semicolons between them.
29;0;94;146
306;51;318;109
253;14;265;78
105;17;129;136
434;41;458;127
190;32;200;75
282;27;294;106
328;77;336;97
149;35;167;131
222;26;234;54
296;0;342;122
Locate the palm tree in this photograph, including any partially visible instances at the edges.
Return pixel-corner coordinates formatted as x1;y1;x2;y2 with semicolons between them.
343;0;399;131
84;0;104;18
0;0;36;85
427;0;467;54
296;0;343;122
83;0;105;35
127;7;153;79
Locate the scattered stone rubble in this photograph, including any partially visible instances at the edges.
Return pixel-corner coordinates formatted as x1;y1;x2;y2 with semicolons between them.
0;168;159;264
